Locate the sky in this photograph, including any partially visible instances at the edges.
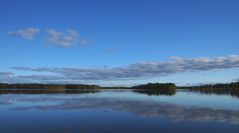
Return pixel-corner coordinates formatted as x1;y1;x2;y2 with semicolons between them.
0;0;239;86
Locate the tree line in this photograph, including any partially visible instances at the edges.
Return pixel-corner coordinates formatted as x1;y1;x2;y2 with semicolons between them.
188;82;239;98
0;83;100;90
131;83;176;96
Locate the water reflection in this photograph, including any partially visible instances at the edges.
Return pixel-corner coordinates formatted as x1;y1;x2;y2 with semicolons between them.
133;88;239;99
133;90;176;96
190;89;239;99
1;88;238;99
10;96;239;125
0;89;99;94
1;90;239;133
0;100;12;105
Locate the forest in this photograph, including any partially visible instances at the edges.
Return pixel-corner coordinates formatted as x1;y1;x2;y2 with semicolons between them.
0;83;100;90
131;83;176;96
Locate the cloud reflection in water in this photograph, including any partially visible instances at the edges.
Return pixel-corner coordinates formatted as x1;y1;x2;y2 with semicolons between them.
10;96;239;124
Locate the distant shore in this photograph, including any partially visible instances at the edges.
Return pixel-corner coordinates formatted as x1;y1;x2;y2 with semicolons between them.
0;82;238;96
1;82;239;90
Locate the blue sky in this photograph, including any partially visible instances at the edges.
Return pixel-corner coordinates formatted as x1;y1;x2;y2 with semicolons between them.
0;0;239;86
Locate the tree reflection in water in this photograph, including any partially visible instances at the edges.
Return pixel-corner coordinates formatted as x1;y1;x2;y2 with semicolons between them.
133;89;176;96
0;89;99;94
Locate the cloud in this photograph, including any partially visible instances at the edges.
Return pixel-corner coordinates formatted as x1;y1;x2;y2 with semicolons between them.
0;72;14;78
10;55;239;83
8;28;40;39
8;28;88;47
46;29;80;47
18;75;64;81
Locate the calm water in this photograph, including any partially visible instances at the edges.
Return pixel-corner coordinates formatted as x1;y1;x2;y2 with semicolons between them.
0;89;239;133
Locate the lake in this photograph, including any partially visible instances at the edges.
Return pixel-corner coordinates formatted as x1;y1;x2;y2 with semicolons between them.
0;89;239;133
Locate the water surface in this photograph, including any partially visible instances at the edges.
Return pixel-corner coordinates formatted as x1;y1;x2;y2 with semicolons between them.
0;90;239;133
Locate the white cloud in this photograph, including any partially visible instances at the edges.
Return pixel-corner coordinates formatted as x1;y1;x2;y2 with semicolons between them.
46;29;80;47
8;28;88;47
8;28;40;39
10;55;239;83
0;72;14;78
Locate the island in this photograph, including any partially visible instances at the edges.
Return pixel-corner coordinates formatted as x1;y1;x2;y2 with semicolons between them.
131;83;176;96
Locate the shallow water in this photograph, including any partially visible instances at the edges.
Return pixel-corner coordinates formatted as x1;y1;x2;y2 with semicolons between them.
0;90;239;133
